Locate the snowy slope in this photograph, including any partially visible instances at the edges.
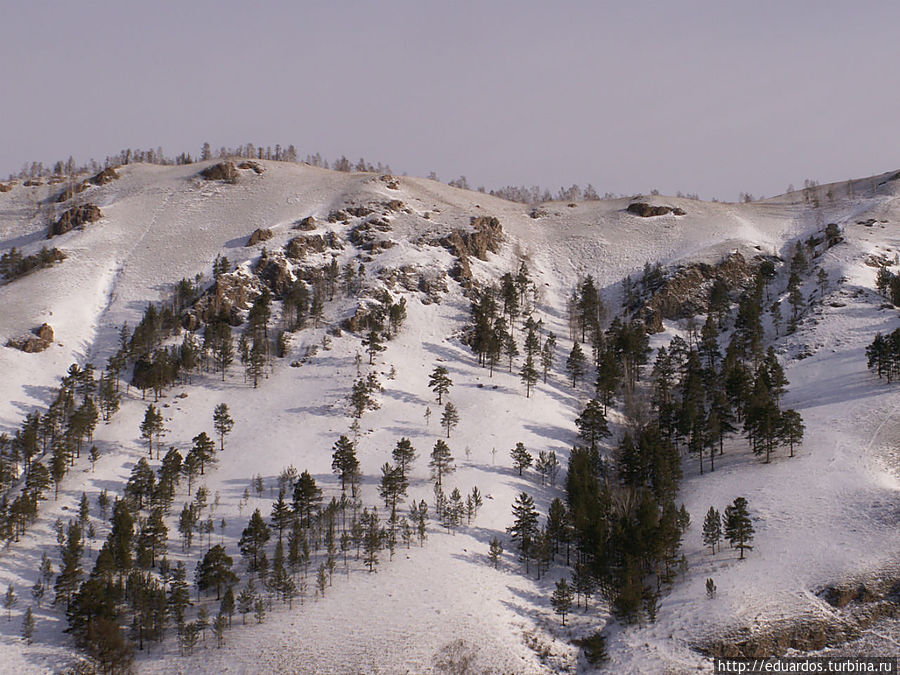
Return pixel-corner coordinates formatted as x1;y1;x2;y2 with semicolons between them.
1;161;900;673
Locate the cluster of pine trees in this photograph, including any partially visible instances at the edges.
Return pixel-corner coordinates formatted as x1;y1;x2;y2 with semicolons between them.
0;363;103;545
866;329;900;382
0;246;66;281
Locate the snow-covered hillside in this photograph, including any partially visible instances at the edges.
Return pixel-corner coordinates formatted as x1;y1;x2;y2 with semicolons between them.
1;161;900;673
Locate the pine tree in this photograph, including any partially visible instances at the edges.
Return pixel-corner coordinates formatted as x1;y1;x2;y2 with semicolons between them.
575;398;610;451
507;492;539;573
520;354;539;397
331;435;359;495
566;342;587;386
54;521;83;611
167;561;191;630
723;497;754;559
488;536;503;569
191;431;216;475
428;366;453;404
379;462;408;522
292;470;322;528
392;437;416;478
702;507;722;554
551;578;574;625
196;544;238;600
212;403;234;453
362;508;382;573
236;579;255;625
21;605;34;642
777;409;804;458
3;583;17;621
441;402;459;438
220;586;235;626
540;332;556;383
270;490;293;544
238;509;271;572
510;442;533;476
362;329;384;364
139;404;163;458
429;440;455;486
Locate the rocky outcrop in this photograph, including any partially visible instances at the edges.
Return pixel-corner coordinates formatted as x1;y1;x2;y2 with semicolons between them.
438;216;503;283
55;182;88;203
88;167;119;185
50;204;102;237
294;216;317;231
199;161;238;182
0;182;13;192
6;323;54;353
187;271;257;325
380;175;400;190
247;228;273;246
285;233;343;259
254;251;294;297
238;161;263;174
641;252;756;326
627;202;686;217
699;575;900;659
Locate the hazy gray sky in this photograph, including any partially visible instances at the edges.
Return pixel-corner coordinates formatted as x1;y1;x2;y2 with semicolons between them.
2;1;898;200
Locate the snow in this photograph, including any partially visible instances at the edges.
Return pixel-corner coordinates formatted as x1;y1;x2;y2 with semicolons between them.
1;161;900;673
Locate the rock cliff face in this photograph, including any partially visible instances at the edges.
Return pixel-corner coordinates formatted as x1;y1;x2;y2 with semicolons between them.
627;202;686;217
439;216;503;282
50;204;102;237
6;323;54;352
636;252;759;331
199;161;238;182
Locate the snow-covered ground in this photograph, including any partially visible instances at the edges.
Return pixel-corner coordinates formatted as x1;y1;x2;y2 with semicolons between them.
1;161;899;673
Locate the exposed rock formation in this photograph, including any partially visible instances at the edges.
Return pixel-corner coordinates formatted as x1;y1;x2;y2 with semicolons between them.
627;202;686;217
50;204;102;237
199;161;238;182
247;228;273;246
6;323;54;353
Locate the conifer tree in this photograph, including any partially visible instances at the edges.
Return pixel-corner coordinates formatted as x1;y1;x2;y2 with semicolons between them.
429;440;455;487
488;537;503;568
220;586;235;627
702;507;722;554
3;583;16;621
331;435;359;495
292;470;322;528
566;342;587;386
238;509;270;573
140;404;163;458
520;354;539;397
167;561;191;631
440;402;460;439
551;578;574;625
362;508;382;572
270;490;293;544
191;431;216;475
507;492;539;573
540;332;556;383
575;398;610;451
777;409;804;457
362;329;384;364
212;403;234;453
724;497;754;559
510;442;533;476
22;606;34;642
392;438;417;478
379;462;408;521
236;579;255;625
54;521;83;612
196;545;238;600
428;366;453;404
